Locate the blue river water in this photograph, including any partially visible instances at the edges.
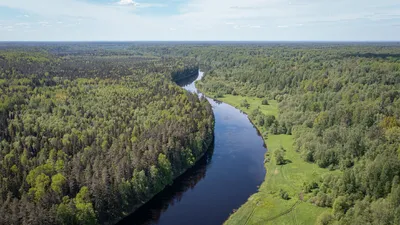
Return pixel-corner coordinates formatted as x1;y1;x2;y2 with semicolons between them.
117;71;267;225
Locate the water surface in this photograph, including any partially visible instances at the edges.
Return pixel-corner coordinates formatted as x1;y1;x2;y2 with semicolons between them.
118;71;266;225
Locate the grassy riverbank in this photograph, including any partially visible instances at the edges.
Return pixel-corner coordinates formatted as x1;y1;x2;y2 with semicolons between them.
204;93;334;225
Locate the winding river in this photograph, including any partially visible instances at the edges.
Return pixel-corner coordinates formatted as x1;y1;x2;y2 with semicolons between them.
117;71;267;225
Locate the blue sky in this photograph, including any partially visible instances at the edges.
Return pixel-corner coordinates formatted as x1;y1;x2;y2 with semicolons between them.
0;0;399;41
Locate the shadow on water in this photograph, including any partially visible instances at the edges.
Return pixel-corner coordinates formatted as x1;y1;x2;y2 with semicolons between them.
118;70;267;225
175;74;199;87
212;99;224;105
118;140;215;225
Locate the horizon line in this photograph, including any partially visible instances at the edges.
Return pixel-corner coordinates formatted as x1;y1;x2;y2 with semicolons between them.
0;40;399;43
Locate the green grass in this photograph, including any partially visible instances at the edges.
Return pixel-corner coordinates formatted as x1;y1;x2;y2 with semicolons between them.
214;95;279;118
202;93;334;225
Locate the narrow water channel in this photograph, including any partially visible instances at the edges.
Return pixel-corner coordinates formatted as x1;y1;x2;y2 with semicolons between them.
117;71;267;225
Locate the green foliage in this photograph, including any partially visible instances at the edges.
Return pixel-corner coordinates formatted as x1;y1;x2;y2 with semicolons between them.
240;99;250;109
195;43;400;224
315;212;333;225
75;187;97;225
57;197;76;225
51;173;66;194
274;146;286;165
132;170;149;199
182;148;196;167
304;181;319;193
158;153;173;186
30;173;51;202
0;45;213;225
2;41;400;225
279;189;290;200
332;196;351;219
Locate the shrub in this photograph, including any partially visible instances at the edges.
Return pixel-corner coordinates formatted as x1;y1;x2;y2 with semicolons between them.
232;90;238;96
240;99;250;109
214;92;224;98
315;212;334;225
274;146;286;165
262;99;269;105
280;189;290;200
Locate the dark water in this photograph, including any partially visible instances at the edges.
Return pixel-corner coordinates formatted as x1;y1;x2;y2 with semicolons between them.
117;71;267;225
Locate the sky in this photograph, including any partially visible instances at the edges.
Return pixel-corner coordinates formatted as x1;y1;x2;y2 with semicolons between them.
0;0;399;41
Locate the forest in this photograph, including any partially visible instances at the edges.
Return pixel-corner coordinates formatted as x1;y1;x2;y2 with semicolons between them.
1;42;399;225
0;44;214;225
188;43;400;224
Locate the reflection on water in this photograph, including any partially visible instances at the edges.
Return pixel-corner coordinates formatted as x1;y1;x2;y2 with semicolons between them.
118;142;214;225
212;99;223;105
117;71;266;225
175;75;199;87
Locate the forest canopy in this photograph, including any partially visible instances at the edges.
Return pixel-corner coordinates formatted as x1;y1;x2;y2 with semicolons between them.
0;44;214;225
189;43;400;225
1;42;399;225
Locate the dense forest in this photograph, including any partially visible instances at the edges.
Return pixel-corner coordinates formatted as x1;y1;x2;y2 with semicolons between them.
1;42;399;225
188;43;400;224
0;44;214;225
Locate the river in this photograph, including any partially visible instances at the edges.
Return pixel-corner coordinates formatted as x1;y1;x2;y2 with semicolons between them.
117;71;267;225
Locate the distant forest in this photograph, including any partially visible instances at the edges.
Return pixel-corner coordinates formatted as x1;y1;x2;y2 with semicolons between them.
0;44;214;225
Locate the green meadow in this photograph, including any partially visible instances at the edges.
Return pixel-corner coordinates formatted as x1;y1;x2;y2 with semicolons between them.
204;93;334;225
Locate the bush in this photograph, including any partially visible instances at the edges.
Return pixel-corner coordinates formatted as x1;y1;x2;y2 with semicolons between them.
315;212;334;225
257;116;265;126
314;192;333;207
262;131;268;139
214;92;224;98
274;146;286;165
232;90;238;96
240;99;250;109
265;115;276;127
262;99;269;105
257;93;265;98
304;181;319;193
280;189;290;200
333;196;350;219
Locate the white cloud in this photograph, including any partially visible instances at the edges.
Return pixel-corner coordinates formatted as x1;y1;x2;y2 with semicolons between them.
0;0;399;41
137;3;166;8
38;21;52;27
114;0;165;8
117;0;139;6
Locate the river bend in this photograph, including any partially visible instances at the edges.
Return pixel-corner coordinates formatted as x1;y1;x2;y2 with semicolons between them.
118;71;267;225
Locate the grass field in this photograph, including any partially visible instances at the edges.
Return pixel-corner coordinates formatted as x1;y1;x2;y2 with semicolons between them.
203;93;334;225
213;95;279;118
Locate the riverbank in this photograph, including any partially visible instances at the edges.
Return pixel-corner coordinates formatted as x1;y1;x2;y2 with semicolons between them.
118;71;268;225
196;87;333;224
116;130;214;225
